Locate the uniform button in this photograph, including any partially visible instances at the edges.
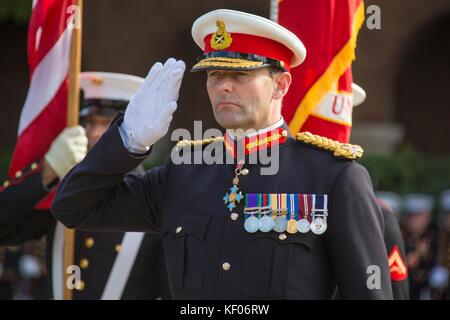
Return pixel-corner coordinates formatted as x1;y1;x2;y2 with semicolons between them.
115;244;122;253
31;163;38;170
85;238;94;248
281;130;288;137
75;280;85;291
278;233;287;241
15;171;22;178
80;258;89;269
176;226;183;234
230;213;239;221
222;262;231;271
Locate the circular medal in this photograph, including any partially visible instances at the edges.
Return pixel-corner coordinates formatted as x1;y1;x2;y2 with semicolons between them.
311;218;327;235
297;218;311;233
244;216;259;233
259;215;274;232
273;216;287;232
287;219;298;234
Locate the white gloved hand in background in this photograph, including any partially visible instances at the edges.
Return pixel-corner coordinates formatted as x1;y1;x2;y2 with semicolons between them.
120;58;186;153
429;265;449;289
44;125;88;178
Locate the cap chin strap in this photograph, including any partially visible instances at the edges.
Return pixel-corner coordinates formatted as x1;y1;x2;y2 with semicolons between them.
197;51;287;71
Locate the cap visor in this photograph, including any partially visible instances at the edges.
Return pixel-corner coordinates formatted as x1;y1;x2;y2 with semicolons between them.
191;57;266;72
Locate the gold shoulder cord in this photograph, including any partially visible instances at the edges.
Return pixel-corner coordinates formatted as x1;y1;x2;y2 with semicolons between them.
175;136;224;150
296;131;364;160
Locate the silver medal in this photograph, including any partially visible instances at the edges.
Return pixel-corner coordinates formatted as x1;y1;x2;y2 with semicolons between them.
297;218;311;233
273;216;287;232
311;217;327;235
244;216;259;233
259;215;274;232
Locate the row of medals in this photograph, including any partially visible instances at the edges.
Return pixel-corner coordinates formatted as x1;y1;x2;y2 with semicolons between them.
243;206;327;235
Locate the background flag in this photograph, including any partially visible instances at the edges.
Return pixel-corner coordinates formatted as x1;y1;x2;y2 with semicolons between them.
7;0;75;208
275;0;365;142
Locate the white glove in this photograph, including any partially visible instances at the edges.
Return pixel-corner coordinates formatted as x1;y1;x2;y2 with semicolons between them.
18;254;42;279
120;58;186;153
44;126;88;178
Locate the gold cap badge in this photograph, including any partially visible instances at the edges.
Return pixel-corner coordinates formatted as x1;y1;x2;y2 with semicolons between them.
91;77;103;86
211;20;232;50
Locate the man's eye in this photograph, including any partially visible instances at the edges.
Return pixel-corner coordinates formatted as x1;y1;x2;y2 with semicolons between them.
236;72;250;77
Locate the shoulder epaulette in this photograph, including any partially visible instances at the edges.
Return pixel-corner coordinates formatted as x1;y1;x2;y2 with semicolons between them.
296;131;363;160
175;137;224;150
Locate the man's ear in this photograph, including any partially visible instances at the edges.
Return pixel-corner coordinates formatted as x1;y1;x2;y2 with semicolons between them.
273;72;292;100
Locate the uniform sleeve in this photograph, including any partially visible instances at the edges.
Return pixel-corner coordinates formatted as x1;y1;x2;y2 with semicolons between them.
51;114;169;233
383;207;410;300
0;171;53;245
326;162;393;299
0;171;48;224
0;210;54;246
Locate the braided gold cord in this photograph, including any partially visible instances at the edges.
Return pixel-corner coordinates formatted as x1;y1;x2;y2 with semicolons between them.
175;136;224;149
192;57;263;70
203;57;258;64
296;131;363;160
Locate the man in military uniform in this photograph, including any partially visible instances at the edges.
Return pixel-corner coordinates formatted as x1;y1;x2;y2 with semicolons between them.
0;72;170;300
52;9;393;299
402;193;437;299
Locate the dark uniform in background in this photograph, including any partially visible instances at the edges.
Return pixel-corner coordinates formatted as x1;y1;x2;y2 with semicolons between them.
376;192;410;300
429;190;450;299
0;161;169;299
402;193;437;300
0;72;170;300
0;247;18;299
0;164;55;300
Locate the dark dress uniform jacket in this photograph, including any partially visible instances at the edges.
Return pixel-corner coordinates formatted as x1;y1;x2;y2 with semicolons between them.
52;115;394;299
0;165;170;300
380;206;409;300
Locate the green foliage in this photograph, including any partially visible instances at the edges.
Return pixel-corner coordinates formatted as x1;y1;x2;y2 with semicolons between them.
360;146;450;196
0;0;32;24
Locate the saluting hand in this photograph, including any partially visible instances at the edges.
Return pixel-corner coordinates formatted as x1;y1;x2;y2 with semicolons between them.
121;58;186;153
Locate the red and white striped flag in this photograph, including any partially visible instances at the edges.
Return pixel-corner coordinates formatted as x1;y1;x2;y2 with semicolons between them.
7;0;75;207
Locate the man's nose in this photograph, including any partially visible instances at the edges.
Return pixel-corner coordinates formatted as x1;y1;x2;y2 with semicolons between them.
215;76;234;93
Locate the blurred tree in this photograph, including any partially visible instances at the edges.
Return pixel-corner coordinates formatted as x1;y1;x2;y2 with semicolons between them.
360;146;450;196
0;0;31;24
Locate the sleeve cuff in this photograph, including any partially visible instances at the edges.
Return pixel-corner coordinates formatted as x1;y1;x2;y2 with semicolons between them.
118;120;151;155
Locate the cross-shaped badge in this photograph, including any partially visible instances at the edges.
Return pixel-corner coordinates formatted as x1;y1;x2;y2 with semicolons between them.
223;184;243;211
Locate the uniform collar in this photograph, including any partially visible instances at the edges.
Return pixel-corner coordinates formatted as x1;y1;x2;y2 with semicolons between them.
223;118;290;159
225;117;285;140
